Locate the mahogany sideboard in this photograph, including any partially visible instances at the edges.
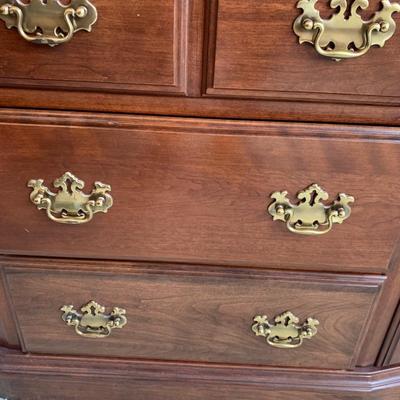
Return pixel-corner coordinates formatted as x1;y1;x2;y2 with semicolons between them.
1;1;400;399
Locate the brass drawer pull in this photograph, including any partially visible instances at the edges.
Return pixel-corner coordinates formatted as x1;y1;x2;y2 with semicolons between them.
252;311;319;349
0;0;97;47
28;172;113;225
61;301;127;338
268;183;354;236
293;0;400;61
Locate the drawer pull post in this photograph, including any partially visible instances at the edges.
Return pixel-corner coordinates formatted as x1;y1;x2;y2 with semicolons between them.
28;171;113;224
61;301;127;338
268;183;354;236
0;0;97;47
293;0;400;61
252;311;319;349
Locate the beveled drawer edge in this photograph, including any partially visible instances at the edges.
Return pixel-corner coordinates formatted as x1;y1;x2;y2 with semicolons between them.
0;347;400;393
0;256;387;289
0;108;399;141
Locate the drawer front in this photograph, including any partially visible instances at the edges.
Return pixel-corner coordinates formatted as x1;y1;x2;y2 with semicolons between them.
1;114;400;273
3;259;383;369
0;0;191;95
2;349;398;400
206;0;400;106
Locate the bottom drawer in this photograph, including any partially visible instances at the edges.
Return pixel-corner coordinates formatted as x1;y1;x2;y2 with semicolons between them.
3;258;383;369
1;374;396;400
1;347;400;400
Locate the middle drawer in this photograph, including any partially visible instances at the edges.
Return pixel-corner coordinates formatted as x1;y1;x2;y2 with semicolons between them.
3;258;383;370
1;115;400;274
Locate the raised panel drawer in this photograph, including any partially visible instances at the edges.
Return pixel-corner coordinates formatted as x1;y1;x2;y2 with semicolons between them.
3;257;384;369
207;0;400;105
0;113;400;273
0;0;190;95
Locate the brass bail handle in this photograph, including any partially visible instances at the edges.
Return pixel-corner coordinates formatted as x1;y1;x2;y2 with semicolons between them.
293;0;400;61
267;184;354;236
61;301;127;338
252;311;319;349
0;0;98;46
28;172;113;225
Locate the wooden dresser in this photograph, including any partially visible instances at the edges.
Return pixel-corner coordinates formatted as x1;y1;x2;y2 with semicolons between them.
1;1;400;399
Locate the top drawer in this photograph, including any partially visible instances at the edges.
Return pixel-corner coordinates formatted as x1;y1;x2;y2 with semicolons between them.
0;0;191;95
206;0;400;106
0;111;400;274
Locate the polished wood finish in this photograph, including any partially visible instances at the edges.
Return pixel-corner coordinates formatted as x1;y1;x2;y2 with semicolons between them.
391;342;400;365
206;0;400;106
1;2;400;126
378;299;400;366
0;269;19;349
358;237;400;367
3;257;384;369
1;1;400;397
1;347;400;400
2;89;400;126
1;111;400;272
0;0;200;96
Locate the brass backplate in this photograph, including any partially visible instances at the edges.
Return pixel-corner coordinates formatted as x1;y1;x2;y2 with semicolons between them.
61;300;127;338
252;311;319;349
293;0;400;60
0;0;97;46
268;183;354;235
28;172;113;224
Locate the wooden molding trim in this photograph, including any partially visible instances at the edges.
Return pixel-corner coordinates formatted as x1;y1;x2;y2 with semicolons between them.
0;108;400;142
1;89;400;127
0;256;386;288
1;347;400;394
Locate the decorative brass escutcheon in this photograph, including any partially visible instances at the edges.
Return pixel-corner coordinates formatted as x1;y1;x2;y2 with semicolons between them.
293;0;400;61
0;0;97;46
252;311;319;349
61;301;127;338
268;184;354;236
28;172;113;224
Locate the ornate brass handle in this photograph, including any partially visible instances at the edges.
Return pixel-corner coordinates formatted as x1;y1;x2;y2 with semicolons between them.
293;0;400;61
61;301;127;338
28;172;113;224
268;184;354;236
252;311;319;349
0;0;97;47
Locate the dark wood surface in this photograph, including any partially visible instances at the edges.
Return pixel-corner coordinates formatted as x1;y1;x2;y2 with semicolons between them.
391;342;400;366
206;0;400;106
1;89;400;127
1;111;400;273
378;299;400;366
2;257;383;369
0;0;202;96
2;347;400;400
359;237;400;367
1;0;400;396
1;1;400;125
0;269;19;349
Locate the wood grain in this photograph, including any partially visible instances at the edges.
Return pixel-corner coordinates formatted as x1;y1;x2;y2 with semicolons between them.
1;78;400;128
3;257;383;369
0;269;19;349
0;0;195;95
361;235;400;367
207;0;400;106
2;347;400;400
377;298;400;366
1;1;400;125
0;112;400;272
390;341;400;366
